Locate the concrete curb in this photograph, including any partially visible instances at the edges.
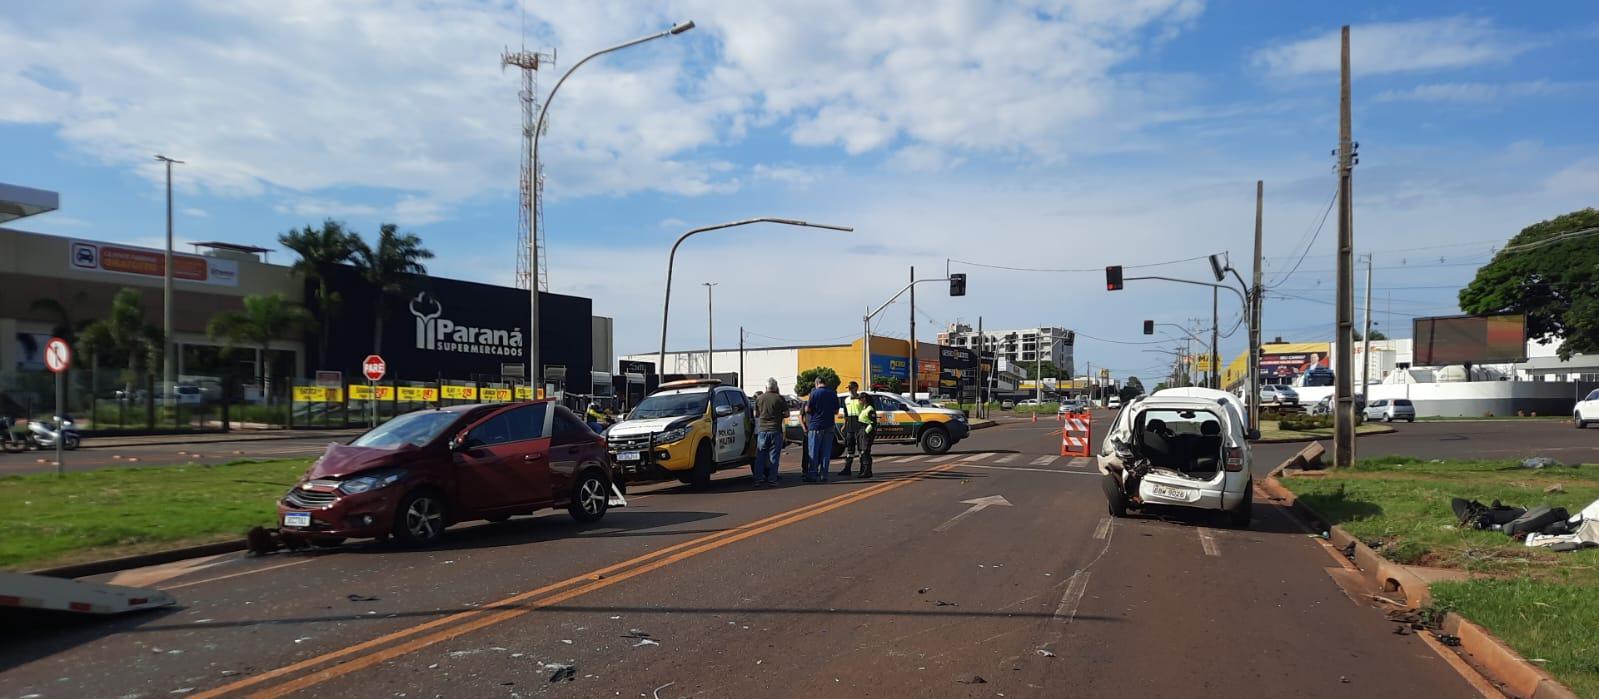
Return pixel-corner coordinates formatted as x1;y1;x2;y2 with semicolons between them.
1442;614;1581;699
26;539;249;580
1267;475;1579;699
1252;425;1398;444
83;429;362;450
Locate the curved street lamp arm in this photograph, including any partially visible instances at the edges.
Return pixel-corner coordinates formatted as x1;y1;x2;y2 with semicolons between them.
659;218;853;370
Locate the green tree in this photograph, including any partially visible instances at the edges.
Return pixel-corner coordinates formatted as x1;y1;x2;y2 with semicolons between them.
1352;328;1388;341
1460;208;1599;360
795;366;841;396
353;223;433;354
77;289;163;399
1119;376;1145;402
207;294;315;404
885;377;905;394
29;292;90;343
279;219;361;365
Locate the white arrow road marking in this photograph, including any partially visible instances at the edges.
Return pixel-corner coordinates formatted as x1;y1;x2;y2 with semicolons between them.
933;494;1013;532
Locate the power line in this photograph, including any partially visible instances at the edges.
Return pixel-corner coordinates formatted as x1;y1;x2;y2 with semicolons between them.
1496;226;1599;255
1265;187;1338;289
1073;331;1172;346
948;253;1216;274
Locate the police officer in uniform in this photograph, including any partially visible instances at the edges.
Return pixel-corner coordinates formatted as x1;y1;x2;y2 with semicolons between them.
840;381;863;477
854;392;877;478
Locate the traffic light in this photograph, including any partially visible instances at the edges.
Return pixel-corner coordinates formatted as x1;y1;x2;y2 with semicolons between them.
1142;320;1154;335
949;273;967;297
1105;265;1123;291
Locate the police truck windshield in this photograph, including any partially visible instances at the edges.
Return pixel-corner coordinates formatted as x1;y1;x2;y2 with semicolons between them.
630;392;709;419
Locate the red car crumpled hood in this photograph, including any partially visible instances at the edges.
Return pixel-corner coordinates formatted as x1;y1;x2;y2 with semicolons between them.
306;443;407;479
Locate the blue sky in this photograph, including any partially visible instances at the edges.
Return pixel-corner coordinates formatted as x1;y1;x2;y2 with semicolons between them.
3;1;1597;382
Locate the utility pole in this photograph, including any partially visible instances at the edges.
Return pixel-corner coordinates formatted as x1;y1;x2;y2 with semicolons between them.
703;282;717;378
976;316;984;417
154;154;183;414
739;326;745;391
1210;287;1219;388
909;265;916;398
1362;253;1374;388
1036;331;1043;405
1334;25;1357;468
1250;180;1264;433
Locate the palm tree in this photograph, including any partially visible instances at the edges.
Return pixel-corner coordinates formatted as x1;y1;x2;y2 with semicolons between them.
278;219;361;366
77;288;163;401
30;292;90;343
353;223;433;353
207;294;315;405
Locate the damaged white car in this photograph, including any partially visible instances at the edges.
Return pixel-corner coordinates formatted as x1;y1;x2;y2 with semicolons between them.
1097;387;1257;528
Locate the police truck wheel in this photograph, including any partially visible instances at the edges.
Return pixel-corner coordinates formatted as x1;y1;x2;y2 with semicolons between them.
690;442;714;488
918;426;951;455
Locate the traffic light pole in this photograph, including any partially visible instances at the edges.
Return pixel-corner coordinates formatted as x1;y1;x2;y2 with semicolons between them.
863;277;955;391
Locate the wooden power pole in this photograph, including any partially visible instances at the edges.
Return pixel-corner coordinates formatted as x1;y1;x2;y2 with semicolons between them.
1334;25;1357;468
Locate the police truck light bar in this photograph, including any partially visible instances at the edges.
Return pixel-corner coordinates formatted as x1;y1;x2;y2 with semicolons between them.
1105;266;1123;291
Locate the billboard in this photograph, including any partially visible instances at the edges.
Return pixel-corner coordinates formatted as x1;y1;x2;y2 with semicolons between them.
70;239;239;287
1413;313;1527;366
1260;344;1330;381
938;345;976;394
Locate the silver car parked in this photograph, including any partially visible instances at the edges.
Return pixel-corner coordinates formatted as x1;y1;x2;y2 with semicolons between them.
1363;398;1416;423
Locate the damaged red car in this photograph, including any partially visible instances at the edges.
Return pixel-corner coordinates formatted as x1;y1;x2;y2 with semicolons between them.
277;400;615;547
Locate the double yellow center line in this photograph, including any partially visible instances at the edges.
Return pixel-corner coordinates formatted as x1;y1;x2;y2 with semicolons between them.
195;463;958;698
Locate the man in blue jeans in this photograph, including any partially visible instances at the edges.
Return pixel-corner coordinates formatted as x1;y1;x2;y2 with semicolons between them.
802;377;840;482
752;379;788;487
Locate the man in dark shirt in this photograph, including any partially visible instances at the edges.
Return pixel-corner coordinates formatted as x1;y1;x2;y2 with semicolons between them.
753;378;789;487
802;377;840;482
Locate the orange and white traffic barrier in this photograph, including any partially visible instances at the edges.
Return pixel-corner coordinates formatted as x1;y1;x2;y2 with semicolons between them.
1060;413;1092;458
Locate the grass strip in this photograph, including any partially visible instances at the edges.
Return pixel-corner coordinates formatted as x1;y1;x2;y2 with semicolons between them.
0;458;313;570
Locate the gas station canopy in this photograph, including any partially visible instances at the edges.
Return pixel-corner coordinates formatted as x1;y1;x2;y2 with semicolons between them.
0;182;60;223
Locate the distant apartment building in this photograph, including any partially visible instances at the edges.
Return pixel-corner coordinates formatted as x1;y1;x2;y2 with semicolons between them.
937;323;1074;376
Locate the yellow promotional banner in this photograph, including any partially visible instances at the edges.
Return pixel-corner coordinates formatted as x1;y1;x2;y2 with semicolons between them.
441;384;477;400
397;386;439;402
514;386;534;400
325;387;343;402
481;387;512;402
292;386;326;402
347;385;396;401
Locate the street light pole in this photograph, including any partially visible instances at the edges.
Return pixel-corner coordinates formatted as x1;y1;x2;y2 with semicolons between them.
660;218;852;371
533;20;695;395
703;282;717;378
154;154;183;414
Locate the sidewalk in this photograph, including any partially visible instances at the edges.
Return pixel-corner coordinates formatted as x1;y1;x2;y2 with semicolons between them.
82;429;366;449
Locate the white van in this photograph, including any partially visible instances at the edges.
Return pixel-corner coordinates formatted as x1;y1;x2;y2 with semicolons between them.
1098;387;1256;528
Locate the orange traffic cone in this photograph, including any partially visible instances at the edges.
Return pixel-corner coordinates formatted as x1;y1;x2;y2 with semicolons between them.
1032;410;1038;423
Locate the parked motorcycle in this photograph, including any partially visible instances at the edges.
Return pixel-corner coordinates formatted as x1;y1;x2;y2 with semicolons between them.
27;416;80;451
0;416;35;453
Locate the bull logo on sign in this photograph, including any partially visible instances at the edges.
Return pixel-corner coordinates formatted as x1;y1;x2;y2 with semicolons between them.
410;291;443;350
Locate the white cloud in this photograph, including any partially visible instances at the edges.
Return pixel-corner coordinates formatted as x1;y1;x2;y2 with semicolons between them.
1374;80;1587;103
885;145;964;173
274;198;380;219
182;207;209;218
751;163;817;187
1252;17;1538;78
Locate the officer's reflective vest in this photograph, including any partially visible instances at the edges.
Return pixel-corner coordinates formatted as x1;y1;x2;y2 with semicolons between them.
859;404;877;433
845;395;864;418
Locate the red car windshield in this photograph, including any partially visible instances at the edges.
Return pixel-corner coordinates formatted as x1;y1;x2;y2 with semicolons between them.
351;411;461;449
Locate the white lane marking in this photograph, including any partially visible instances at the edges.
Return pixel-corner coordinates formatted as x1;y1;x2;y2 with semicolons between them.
1092;517;1113;540
1030;455;1057;466
1069;457;1096;469
1052;571;1092;624
960;463;1099;477
935;454;964;463
993;454;1019;464
932;495;1013;533
1197;527;1220;557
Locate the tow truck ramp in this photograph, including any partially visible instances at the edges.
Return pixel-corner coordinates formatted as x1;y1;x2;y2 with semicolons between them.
0;570;176;614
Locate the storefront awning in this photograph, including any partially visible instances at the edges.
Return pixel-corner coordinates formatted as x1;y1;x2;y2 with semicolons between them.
0;182;60;223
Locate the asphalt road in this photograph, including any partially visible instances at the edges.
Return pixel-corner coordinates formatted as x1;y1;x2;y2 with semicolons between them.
2;412;1482;698
0;431;361;476
1253;418;1599;473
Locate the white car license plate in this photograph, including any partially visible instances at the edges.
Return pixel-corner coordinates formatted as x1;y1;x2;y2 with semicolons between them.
1150;484;1195;502
617;451;642;461
283;512;311;528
